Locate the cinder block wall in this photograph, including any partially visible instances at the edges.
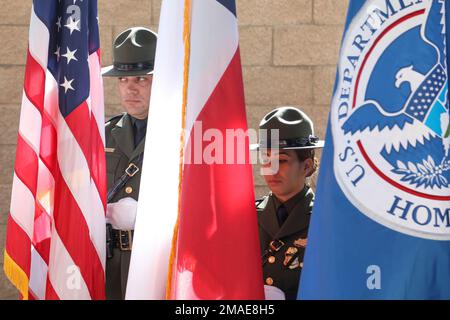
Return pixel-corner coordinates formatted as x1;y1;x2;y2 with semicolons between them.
0;0;348;299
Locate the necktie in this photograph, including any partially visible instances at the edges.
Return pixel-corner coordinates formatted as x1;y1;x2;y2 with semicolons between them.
133;119;147;147
276;204;288;227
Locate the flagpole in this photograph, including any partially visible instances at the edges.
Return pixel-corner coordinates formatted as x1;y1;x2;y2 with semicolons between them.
166;0;192;299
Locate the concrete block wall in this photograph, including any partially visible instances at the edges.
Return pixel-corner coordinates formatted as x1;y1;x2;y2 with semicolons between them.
0;0;348;298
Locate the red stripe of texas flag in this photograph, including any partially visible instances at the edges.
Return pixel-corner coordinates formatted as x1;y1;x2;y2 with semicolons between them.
171;48;264;299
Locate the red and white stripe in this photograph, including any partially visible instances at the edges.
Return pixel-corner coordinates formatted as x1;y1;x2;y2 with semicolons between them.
4;5;106;300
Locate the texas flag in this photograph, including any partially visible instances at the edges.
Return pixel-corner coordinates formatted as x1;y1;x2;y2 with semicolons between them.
125;0;264;299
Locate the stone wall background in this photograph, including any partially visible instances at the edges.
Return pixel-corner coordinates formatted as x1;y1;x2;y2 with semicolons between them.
0;0;348;299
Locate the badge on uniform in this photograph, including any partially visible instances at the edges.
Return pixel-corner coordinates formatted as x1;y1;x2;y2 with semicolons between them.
294;237;307;248
283;247;300;269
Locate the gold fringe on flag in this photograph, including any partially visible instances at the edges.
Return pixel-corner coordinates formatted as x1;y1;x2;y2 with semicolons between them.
166;0;192;300
3;250;29;300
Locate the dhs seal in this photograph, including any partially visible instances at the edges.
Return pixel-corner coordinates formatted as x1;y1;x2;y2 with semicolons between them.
332;0;450;240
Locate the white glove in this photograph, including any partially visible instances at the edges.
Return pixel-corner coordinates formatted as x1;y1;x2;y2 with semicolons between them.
264;285;286;300
106;197;138;230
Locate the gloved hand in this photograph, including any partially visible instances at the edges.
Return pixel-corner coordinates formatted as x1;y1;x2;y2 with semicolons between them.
264;285;286;300
106;197;138;230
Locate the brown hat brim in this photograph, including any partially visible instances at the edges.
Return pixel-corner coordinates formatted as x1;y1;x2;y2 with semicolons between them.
101;65;154;77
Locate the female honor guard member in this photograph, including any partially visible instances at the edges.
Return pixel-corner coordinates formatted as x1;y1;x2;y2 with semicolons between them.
254;106;324;300
101;27;157;300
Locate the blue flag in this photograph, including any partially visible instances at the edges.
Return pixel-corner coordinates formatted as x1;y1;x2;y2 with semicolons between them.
300;0;450;299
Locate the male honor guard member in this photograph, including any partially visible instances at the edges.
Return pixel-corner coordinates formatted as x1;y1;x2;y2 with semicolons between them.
253;106;324;300
102;27;157;299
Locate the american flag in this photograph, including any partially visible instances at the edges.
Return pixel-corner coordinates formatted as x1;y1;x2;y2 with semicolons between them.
404;65;446;122
3;0;106;300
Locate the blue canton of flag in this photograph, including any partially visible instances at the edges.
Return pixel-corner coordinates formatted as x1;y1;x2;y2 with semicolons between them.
300;0;450;299
35;0;100;117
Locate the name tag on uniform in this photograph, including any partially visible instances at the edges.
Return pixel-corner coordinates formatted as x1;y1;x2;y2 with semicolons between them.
105;148;115;153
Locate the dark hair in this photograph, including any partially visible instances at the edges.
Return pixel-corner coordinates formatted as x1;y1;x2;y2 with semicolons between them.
294;149;318;178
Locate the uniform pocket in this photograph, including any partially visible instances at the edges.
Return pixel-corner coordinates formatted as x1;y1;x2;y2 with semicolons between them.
106;153;123;188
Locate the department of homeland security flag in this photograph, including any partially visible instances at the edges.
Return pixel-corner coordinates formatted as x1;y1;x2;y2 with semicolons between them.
300;0;450;299
126;0;264;299
3;1;106;300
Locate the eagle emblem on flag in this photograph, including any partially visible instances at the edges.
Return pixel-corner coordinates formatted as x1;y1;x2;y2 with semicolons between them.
332;0;450;240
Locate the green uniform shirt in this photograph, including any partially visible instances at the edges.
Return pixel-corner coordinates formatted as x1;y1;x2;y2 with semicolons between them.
105;113;146;203
105;113;146;300
256;186;314;300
